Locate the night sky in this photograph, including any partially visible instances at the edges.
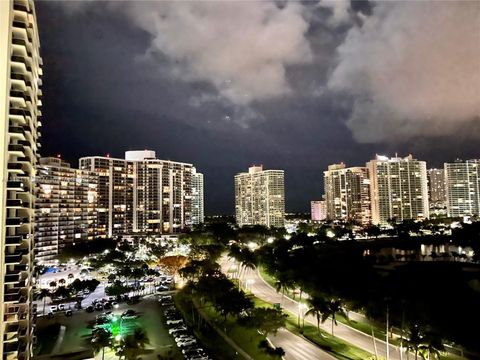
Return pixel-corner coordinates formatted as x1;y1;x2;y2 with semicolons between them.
35;1;480;215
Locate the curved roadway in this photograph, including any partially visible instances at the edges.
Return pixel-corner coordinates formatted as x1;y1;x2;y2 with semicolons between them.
221;256;405;360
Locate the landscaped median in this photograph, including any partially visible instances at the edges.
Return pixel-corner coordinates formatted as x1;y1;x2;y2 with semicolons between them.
174;288;280;360
252;296;374;360
257;267;465;360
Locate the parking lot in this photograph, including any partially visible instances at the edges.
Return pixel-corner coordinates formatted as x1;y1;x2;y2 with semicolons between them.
35;297;184;360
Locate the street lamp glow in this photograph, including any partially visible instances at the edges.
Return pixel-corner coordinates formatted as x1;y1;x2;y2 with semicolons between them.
267;237;275;244
247;242;258;250
327;230;336;238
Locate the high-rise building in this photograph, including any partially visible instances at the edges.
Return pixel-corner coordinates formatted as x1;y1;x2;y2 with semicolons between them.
1;1;43;358
367;155;429;225
35;157;97;263
235;165;285;227
192;168;204;225
444;160;480;217
427;168;447;217
311;200;327;221
80;150;194;236
79;156;134;237
323;163;371;225
427;168;446;205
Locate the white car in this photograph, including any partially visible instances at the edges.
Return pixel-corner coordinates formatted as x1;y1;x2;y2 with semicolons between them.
50;305;58;312
58;304;66;311
177;339;197;347
167;319;183;326
169;326;187;334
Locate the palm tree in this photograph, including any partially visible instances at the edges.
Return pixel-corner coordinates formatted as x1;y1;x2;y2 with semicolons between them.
406;325;424;360
419;333;445;360
321;298;348;336
91;328;112;360
117;329;149;360
305;296;327;333
35;288;51;316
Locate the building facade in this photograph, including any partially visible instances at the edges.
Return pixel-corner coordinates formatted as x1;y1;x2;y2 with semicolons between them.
79;150;194;236
445;160;480;217
427;168;447;217
0;1;43;358
235;165;285;228
323;163;371;225
427;168;446;205
310;200;327;222
35;157;97;263
367;155;429;225
192;168;204;225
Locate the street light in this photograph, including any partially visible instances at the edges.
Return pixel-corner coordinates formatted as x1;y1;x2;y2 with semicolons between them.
245;279;255;292
298;303;307;329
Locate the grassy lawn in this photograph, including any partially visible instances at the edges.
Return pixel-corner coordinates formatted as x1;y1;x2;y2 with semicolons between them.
175;290;276;360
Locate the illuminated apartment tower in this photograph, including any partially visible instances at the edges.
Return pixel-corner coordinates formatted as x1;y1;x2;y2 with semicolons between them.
80;150;194;236
235;165;285;227
323;163;371;225
128;151;193;234
444;160;480;217
35;157;97;263
79;156;134;237
427;168;446;205
192;168;204;225
0;0;43;358
311;200;327;222
367;155;429;225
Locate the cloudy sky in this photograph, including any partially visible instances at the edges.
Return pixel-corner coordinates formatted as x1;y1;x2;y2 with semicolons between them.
36;0;480;214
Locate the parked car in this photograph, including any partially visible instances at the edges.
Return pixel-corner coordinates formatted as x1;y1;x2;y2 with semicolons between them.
50;305;58;312
95;303;103;311
58;304;66;311
65;310;73;317
86;305;94;313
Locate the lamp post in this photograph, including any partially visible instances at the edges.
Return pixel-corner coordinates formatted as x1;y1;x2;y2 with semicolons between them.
298;303;307;329
245;279;255;293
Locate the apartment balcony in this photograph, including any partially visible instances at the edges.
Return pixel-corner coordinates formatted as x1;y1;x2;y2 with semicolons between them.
8;144;25;156
4;274;20;284
7;178;25;189
6;200;23;210
12;20;28;30
4;253;23;264
13;3;29;13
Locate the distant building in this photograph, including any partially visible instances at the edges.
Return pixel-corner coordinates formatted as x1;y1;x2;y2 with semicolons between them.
427;168;447;217
367;155;429;225
235;165;285;227
192;168;204;225
311;200;327;221
323;163;371;225
427;168;446;205
445;160;480;217
0;1;43;358
79;150;195;236
35;157;97;263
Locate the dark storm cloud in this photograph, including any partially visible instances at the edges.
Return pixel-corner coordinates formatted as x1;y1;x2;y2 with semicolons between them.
36;1;480;214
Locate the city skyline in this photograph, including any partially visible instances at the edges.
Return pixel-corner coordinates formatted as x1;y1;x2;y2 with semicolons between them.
35;1;480;214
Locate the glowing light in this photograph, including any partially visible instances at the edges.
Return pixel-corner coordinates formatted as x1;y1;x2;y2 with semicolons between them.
327;230;336;238
267;237;275;244
247;242;258;250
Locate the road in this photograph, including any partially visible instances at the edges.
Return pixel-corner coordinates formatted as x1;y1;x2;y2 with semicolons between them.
269;328;337;360
221;256;405;360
